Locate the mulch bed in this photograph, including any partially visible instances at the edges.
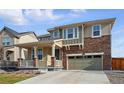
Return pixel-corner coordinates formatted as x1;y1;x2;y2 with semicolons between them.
105;71;124;84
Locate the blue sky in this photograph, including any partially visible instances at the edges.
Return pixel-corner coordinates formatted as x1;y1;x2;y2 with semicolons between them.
0;9;123;57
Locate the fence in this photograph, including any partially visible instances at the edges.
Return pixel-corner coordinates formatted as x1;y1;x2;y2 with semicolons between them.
112;58;124;70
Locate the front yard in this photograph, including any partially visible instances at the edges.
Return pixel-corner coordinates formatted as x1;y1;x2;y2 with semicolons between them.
0;70;124;84
0;70;41;84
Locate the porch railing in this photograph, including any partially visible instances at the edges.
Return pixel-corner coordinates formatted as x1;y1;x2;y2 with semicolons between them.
0;60;18;67
38;60;47;67
20;60;34;68
55;60;62;67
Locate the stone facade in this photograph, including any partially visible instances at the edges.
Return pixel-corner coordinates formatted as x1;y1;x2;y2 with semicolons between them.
62;35;111;70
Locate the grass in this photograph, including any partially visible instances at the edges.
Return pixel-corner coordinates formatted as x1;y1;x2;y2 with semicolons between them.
0;73;37;84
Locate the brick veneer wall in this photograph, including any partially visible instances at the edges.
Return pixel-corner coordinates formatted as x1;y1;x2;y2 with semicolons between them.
62;35;111;70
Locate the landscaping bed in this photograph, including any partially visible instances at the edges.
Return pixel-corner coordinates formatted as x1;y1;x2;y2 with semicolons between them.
0;70;41;84
105;70;124;84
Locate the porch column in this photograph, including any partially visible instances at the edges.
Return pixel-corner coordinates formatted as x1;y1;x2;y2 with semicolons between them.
18;47;22;67
51;44;55;67
33;46;38;67
3;49;6;60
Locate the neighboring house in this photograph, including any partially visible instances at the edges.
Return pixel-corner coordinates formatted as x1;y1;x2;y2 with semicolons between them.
0;26;38;62
0;18;115;70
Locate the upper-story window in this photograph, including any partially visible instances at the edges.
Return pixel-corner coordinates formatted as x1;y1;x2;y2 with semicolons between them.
53;31;60;39
63;27;78;39
92;25;101;38
2;35;12;46
67;28;73;38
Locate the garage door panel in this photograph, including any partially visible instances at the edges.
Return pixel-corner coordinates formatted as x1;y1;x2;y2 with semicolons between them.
68;55;102;70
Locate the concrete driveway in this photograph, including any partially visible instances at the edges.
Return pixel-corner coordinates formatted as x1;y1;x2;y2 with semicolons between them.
16;70;110;84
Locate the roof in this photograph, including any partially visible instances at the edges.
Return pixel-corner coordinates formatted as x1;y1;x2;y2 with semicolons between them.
19;32;34;34
3;26;19;38
38;34;51;38
48;18;116;32
0;26;37;38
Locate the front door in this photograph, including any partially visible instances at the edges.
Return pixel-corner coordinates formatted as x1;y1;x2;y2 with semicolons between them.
55;49;60;60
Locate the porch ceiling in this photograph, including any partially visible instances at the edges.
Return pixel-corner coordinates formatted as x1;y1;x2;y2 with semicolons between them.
14;41;54;48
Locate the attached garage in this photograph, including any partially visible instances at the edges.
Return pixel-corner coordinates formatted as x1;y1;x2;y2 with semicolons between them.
67;54;103;70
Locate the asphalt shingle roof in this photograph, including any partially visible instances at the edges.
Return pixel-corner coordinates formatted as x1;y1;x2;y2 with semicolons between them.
1;26;37;38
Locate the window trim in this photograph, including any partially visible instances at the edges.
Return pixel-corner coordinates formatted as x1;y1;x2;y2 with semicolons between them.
63;29;66;39
31;48;43;60
2;35;12;46
53;30;60;39
37;48;43;60
62;27;79;40
92;24;102;38
67;28;74;39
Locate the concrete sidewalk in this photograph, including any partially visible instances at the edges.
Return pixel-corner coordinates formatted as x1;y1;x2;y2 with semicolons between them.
16;70;110;84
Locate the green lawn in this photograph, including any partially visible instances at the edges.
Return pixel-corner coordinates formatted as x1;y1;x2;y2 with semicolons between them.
0;73;36;84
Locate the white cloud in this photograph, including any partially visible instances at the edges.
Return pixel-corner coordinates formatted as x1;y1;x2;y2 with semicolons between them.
0;9;27;25
70;9;86;13
69;9;87;17
0;9;87;24
0;9;62;25
24;9;61;21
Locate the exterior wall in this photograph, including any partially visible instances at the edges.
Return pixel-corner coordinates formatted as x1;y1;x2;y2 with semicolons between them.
0;30;18;61
49;23;112;70
0;30;38;61
0;30;15;46
18;34;38;44
0;33;2;46
62;35;111;70
42;47;52;66
50;26;83;45
27;47;52;67
38;36;51;41
62;26;83;45
84;23;111;38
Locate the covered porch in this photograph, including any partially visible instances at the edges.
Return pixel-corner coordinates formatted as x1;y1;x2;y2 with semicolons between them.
15;40;63;70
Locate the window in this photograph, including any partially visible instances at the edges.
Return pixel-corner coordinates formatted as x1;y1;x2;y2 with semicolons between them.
38;49;43;60
31;49;34;59
63;27;78;39
93;55;101;58
74;28;78;38
31;48;43;60
92;25;101;38
2;36;12;46
63;30;66;39
67;28;73;38
76;56;83;59
68;56;75;59
53;31;60;38
87;55;92;58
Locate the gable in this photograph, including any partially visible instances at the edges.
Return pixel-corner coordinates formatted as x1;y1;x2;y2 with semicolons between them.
18;33;38;44
0;27;19;38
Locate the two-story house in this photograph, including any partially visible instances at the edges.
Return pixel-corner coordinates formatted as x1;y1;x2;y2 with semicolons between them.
0;26;38;63
0;18;115;70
